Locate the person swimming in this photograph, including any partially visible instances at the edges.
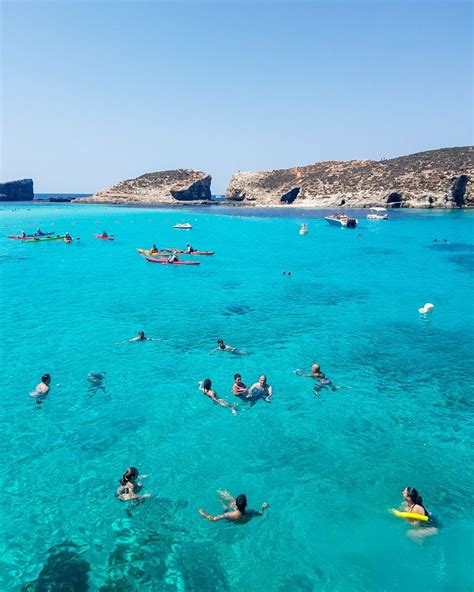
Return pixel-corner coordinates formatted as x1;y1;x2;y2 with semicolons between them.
391;486;439;540
212;339;247;355
198;379;237;415
87;371;107;396
295;364;347;395
29;373;52;402
231;373;248;398
198;491;269;523
115;467;151;502
118;331;160;343
247;375;272;402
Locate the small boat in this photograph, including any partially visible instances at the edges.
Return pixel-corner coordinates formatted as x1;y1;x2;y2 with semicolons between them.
173;223;192;230
299;223;308;235
367;207;388;220
163;248;215;256
324;214;358;228
94;234;114;241
145;256;200;266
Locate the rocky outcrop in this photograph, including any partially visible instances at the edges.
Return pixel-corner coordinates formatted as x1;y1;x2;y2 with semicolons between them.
78;169;211;205
0;179;34;201
225;147;473;208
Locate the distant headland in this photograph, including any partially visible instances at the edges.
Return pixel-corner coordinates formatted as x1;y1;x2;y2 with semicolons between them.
3;147;473;208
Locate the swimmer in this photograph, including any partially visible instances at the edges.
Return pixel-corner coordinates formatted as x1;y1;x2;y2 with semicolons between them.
295;364;348;395
247;375;273;402
212;339;247;355
198;379;237;415
115;467;151;502
231;373;248;398
198;492;269;523
29;373;52;402
390;486;439;541
87;371;107;396
118;331;160;343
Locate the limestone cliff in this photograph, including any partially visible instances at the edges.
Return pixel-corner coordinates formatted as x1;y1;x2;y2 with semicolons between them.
225;147;473;208
78;169;211;205
0;179;34;201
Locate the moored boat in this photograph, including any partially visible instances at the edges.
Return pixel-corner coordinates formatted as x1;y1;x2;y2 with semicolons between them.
367;207;388;220
324;214;358;228
173;223;192;230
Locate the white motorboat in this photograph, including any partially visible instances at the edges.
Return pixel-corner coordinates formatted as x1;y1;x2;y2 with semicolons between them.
367;207;388;220
324;214;358;228
173;223;192;230
299;223;308;235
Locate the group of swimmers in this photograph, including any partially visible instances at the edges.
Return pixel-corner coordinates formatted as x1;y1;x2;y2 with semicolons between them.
29;341;438;539
114;466;437;535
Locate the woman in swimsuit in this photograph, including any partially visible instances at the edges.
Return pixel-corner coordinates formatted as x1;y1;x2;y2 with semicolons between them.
198;379;237;415
198;492;269;523
231;374;248;398
115;467;151;502
391;486;439;540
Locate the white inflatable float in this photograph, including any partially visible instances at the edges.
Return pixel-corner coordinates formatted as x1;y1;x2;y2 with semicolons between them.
418;302;435;315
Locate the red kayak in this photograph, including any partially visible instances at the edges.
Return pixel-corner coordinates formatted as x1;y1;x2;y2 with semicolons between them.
94;234;114;241
164;248;214;256
145;256;200;266
8;235;35;240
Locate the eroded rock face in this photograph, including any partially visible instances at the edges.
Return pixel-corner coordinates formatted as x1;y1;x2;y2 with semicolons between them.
0;179;34;201
225;147;473;208
78;169;211;205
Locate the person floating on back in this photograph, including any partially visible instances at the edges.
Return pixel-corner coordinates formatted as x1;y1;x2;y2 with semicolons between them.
198;491;269;523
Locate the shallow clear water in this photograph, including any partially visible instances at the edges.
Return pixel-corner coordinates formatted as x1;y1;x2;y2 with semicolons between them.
1;203;473;591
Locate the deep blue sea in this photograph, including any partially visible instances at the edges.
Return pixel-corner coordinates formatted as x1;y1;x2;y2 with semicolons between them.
1;203;473;591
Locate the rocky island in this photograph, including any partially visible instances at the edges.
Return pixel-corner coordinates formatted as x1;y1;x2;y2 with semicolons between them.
226;147;473;208
77;169;211;205
0;179;34;201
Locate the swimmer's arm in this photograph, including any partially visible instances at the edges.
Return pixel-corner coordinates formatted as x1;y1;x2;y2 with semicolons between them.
218;490;236;508
294;370;314;378
264;386;273;401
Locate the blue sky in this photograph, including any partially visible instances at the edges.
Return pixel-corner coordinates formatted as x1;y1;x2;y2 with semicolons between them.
1;0;472;193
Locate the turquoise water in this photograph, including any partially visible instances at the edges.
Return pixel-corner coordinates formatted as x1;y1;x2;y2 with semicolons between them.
1;203;473;591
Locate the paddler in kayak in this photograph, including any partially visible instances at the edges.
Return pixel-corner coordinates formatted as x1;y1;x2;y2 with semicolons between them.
20;230;28;239
101;230;108;238
168;251;179;263
150;244;159;254
34;228;44;237
186;243;196;254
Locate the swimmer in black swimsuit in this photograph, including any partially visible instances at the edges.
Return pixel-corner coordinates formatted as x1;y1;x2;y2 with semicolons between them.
198;492;269;523
391;486;439;541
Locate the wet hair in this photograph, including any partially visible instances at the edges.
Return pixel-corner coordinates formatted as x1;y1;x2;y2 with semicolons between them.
42;373;51;383
138;331;145;338
234;373;241;380
236;494;247;513
217;339;224;344
120;467;138;486
202;378;212;390
405;487;428;514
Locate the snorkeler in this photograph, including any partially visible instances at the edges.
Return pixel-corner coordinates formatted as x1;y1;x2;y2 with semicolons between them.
198;379;237;415
87;371;107;396
212;339;247;355
231;373;248;398
29;374;52;402
115;467;151;502
247;375;273;402
390;486;439;540
198;491;269;523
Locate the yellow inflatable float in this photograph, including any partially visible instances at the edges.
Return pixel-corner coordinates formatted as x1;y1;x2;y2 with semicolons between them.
391;509;429;522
